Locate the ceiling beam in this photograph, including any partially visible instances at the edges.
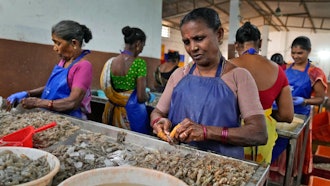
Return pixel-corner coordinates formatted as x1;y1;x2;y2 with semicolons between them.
162;0;330;32
245;0;281;31
286;25;330;31
320;18;325;29
302;1;317;33
162;0;229;19
259;0;330;2
260;1;289;31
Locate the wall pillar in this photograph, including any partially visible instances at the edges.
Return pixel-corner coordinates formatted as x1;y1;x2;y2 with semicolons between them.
227;0;240;59
261;25;270;57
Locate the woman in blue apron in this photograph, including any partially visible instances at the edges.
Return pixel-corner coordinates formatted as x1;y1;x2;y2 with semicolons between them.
270;36;327;182
150;8;268;159
7;20;93;120
100;26;154;135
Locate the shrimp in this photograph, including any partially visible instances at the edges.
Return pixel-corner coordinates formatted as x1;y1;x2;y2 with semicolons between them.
170;123;182;138
157;131;169;142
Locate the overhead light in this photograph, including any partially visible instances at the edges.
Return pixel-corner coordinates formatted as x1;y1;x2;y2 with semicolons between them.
275;7;281;16
275;1;281;16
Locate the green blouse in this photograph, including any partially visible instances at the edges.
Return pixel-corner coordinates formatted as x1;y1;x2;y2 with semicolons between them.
111;58;147;90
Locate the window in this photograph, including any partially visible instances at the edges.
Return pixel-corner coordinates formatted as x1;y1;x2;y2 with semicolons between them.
161;26;170;38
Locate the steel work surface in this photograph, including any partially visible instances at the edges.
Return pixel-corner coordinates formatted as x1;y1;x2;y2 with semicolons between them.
49;115;270;186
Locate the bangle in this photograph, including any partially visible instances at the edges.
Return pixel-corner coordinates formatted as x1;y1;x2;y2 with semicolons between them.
48;100;54;110
27;91;31;97
151;117;161;127
202;125;207;140
221;127;228;143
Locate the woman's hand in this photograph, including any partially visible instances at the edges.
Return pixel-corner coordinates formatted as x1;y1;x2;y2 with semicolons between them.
7;91;28;104
152;117;172;142
172;118;205;143
21;97;42;109
293;96;305;106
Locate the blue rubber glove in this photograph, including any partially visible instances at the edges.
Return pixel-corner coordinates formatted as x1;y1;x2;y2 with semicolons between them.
7;91;28;104
148;92;156;103
145;87;151;93
272;101;278;110
293;96;305;106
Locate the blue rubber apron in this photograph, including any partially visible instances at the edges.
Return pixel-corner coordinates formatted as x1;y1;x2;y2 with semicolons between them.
125;89;151;134
286;62;312;116
41;50;90;119
168;57;242;159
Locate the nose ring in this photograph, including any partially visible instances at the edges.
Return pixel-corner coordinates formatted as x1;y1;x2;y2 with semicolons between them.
193;46;199;50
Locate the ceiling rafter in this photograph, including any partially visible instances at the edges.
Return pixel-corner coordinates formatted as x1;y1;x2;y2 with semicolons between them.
162;0;330;33
260;1;289;31
320;18;324;29
302;1;316;33
246;0;281;31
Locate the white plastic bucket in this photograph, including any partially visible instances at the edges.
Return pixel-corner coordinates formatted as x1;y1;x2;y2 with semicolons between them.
0;147;60;186
58;166;188;186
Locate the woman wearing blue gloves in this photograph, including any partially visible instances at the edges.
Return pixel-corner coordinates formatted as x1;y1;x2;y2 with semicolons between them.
270;36;328;182
286;36;327;116
7;20;93;120
287;36;327;176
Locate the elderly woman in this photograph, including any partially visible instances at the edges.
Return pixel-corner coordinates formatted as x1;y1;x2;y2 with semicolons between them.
150;7;267;159
7;20;93;120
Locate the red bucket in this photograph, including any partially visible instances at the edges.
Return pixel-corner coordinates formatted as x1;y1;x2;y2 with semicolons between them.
0;121;57;147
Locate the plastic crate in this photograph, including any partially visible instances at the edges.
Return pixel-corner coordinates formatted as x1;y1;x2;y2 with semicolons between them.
308;176;330;186
314;145;330;164
315;145;330;158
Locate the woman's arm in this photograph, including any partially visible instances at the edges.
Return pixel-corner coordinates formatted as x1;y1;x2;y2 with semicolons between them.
305;80;326;106
27;86;45;97
135;59;149;103
306;66;327;106
171;114;267;147
136;76;149;103
198;115;267;146
22;87;86;111
50;87;86;111
272;85;294;122
233;67;268;146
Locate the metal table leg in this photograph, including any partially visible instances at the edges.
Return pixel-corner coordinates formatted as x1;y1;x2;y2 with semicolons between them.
274;114;310;186
284;138;297;186
296;117;311;185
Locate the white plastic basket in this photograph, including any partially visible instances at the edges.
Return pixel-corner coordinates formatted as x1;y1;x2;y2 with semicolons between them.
58;166;188;186
0;147;60;186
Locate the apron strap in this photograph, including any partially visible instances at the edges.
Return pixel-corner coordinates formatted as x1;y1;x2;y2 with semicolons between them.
288;60;310;72
304;61;310;73
69;50;91;67
189;56;224;77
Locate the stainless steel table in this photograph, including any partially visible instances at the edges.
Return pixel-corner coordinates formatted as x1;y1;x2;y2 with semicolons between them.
275;114;311;186
63;116;270;186
0;107;270;185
